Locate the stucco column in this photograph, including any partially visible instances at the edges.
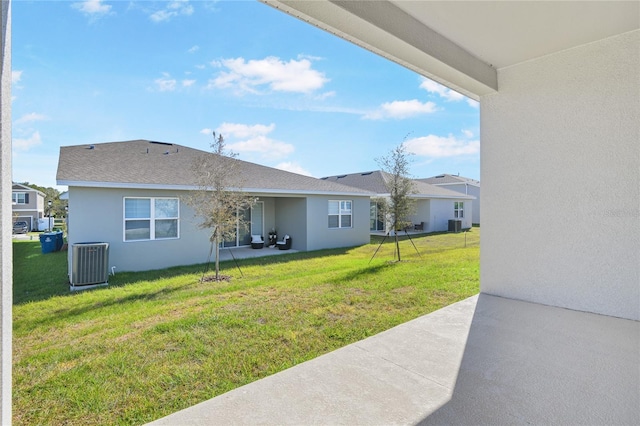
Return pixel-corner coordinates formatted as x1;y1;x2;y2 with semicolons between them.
0;0;12;423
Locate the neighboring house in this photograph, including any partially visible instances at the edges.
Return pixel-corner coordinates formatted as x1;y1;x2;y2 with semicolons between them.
56;140;373;272
419;174;480;225
11;182;46;231
321;171;474;233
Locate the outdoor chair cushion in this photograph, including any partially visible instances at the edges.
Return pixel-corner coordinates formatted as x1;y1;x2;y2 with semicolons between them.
276;235;291;250
251;235;264;249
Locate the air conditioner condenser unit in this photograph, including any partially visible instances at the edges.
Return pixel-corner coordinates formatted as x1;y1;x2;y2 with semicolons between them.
71;242;109;291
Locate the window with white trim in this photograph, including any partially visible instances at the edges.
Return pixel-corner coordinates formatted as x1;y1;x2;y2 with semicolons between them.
12;193;27;204
124;197;179;241
328;200;352;229
454;201;464;219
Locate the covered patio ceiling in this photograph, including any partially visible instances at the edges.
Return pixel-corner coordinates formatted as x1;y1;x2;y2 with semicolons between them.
262;1;639;99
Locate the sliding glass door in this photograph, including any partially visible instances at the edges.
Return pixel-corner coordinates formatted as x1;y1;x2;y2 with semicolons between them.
221;202;264;247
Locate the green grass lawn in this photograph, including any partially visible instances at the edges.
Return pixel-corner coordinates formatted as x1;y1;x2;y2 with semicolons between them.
13;230;479;425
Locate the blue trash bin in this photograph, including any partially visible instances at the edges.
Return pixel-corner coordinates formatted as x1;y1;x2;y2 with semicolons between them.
39;233;57;254
53;231;64;251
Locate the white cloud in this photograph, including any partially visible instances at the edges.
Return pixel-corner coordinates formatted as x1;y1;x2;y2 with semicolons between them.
154;73;177;92
467;98;480;108
314;91;336;101
275;162;312;177
420;78;465;102
364;99;437;120
227;136;294;160
297;53;324;62
187;45;200;54
71;0;112;16
404;134;479;158
200;128;214;135
216;122;275;139
12;70;22;84
182;79;196;87
462;129;474;138
13;131;42;151
209;56;329;94
213;122;293;160
15;113;49;125
150;0;194;23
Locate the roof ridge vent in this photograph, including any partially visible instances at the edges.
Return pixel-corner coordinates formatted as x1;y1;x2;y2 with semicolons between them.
150;141;173;146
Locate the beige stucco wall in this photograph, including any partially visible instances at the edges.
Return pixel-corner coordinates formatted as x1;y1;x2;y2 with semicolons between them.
274;196;307;250
305;195;370;251
67;188;372;272
424;199;472;232
481;30;640;320
0;0;11;421
68;187;213;273
439;183;480;225
410;199;430;231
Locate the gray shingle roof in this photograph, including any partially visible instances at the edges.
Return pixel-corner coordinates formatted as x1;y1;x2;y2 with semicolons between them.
12;182;46;196
419;174;480;186
321;170;474;199
56;140;372;196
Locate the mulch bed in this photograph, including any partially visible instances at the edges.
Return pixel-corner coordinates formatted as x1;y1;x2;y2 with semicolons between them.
200;274;232;283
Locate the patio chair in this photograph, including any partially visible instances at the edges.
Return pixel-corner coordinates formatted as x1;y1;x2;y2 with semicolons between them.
251;235;264;249
414;222;424;231
276;235;292;250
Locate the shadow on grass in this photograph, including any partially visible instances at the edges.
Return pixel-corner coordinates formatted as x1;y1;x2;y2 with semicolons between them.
370;230;462;244
334;262;394;284
12;240;357;305
21;284;194;329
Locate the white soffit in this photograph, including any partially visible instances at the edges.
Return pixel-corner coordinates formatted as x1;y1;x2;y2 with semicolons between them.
262;0;639;99
391;1;640;70
263;0;497;100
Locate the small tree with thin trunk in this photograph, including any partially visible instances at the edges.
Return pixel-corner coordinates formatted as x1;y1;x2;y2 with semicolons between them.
376;143;416;261
187;132;256;281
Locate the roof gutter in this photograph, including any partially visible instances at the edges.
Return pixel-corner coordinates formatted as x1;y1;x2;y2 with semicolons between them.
56;180;374;197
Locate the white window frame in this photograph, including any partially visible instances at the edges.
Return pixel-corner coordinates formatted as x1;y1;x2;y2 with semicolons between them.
328;200;353;229
12;192;26;204
454;201;464;219
123;197;180;242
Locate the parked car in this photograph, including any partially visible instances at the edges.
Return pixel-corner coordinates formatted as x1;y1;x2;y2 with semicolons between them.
13;221;29;234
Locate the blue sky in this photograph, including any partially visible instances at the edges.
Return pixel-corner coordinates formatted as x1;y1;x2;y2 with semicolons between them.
11;0;479;191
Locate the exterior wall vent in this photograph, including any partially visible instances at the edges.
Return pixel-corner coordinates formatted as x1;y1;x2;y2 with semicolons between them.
71;242;109;290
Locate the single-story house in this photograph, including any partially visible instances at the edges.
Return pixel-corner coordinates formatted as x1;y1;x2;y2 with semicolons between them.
418;174;480;225
321;171;474;233
56;140;374;272
11;182;46;231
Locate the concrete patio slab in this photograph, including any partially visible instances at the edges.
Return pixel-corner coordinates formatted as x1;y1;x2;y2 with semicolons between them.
148;294;639;425
217;246;298;262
